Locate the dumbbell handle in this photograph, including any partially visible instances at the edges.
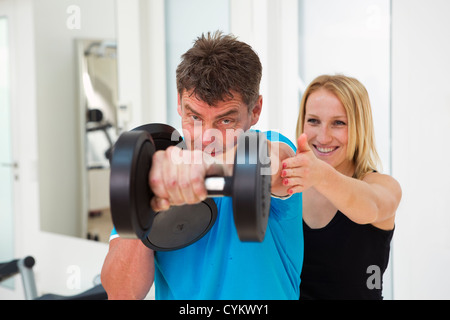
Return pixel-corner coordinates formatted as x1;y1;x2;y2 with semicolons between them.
205;176;233;197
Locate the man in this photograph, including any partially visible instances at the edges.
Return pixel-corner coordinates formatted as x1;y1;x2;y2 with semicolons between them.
101;31;303;300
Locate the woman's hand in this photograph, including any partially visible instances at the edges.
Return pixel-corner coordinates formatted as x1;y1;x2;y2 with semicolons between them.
281;134;327;195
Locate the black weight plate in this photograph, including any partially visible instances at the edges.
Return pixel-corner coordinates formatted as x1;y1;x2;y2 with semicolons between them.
110;130;156;240
133;123;186;150
232;131;271;242
111;123;218;251
136;124;217;251
143;198;218;251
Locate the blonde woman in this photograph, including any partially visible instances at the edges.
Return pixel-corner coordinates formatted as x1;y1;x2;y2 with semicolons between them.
282;75;402;300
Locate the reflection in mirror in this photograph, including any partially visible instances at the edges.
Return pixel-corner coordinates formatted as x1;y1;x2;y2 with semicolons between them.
77;39;118;243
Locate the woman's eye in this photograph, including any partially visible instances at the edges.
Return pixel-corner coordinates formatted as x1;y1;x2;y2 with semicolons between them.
307;118;319;125
334;120;346;126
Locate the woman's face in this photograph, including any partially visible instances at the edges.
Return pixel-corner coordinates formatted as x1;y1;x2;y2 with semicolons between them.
303;88;354;175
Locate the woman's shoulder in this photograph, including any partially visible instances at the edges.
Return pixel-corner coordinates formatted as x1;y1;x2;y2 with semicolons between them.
362;171;402;204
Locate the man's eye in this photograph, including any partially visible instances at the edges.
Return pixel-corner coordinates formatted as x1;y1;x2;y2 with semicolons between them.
222;119;231;125
191;115;200;121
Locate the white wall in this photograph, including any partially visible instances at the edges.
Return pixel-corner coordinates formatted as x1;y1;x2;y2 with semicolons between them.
391;0;450;299
35;0;115;237
115;0;168;130
300;0;391;170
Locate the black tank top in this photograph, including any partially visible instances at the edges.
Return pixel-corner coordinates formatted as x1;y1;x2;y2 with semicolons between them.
300;211;394;300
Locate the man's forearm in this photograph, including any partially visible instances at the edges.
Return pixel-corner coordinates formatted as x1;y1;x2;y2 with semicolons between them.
269;141;295;197
101;238;155;300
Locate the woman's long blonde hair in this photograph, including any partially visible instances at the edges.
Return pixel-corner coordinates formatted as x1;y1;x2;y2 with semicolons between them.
296;74;382;180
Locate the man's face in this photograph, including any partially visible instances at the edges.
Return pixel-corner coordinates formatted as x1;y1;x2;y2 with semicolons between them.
177;90;262;159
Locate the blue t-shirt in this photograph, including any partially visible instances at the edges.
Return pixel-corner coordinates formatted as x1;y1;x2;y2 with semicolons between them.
110;131;303;300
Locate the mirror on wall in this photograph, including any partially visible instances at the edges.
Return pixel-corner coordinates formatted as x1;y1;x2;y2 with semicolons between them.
77;39;118;242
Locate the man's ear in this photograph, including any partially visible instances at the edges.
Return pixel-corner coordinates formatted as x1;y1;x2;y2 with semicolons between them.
250;95;263;126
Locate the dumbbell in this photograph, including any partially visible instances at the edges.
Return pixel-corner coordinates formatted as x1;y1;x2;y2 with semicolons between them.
109;123;271;251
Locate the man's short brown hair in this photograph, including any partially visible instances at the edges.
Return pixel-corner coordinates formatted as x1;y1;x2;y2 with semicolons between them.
176;31;262;109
